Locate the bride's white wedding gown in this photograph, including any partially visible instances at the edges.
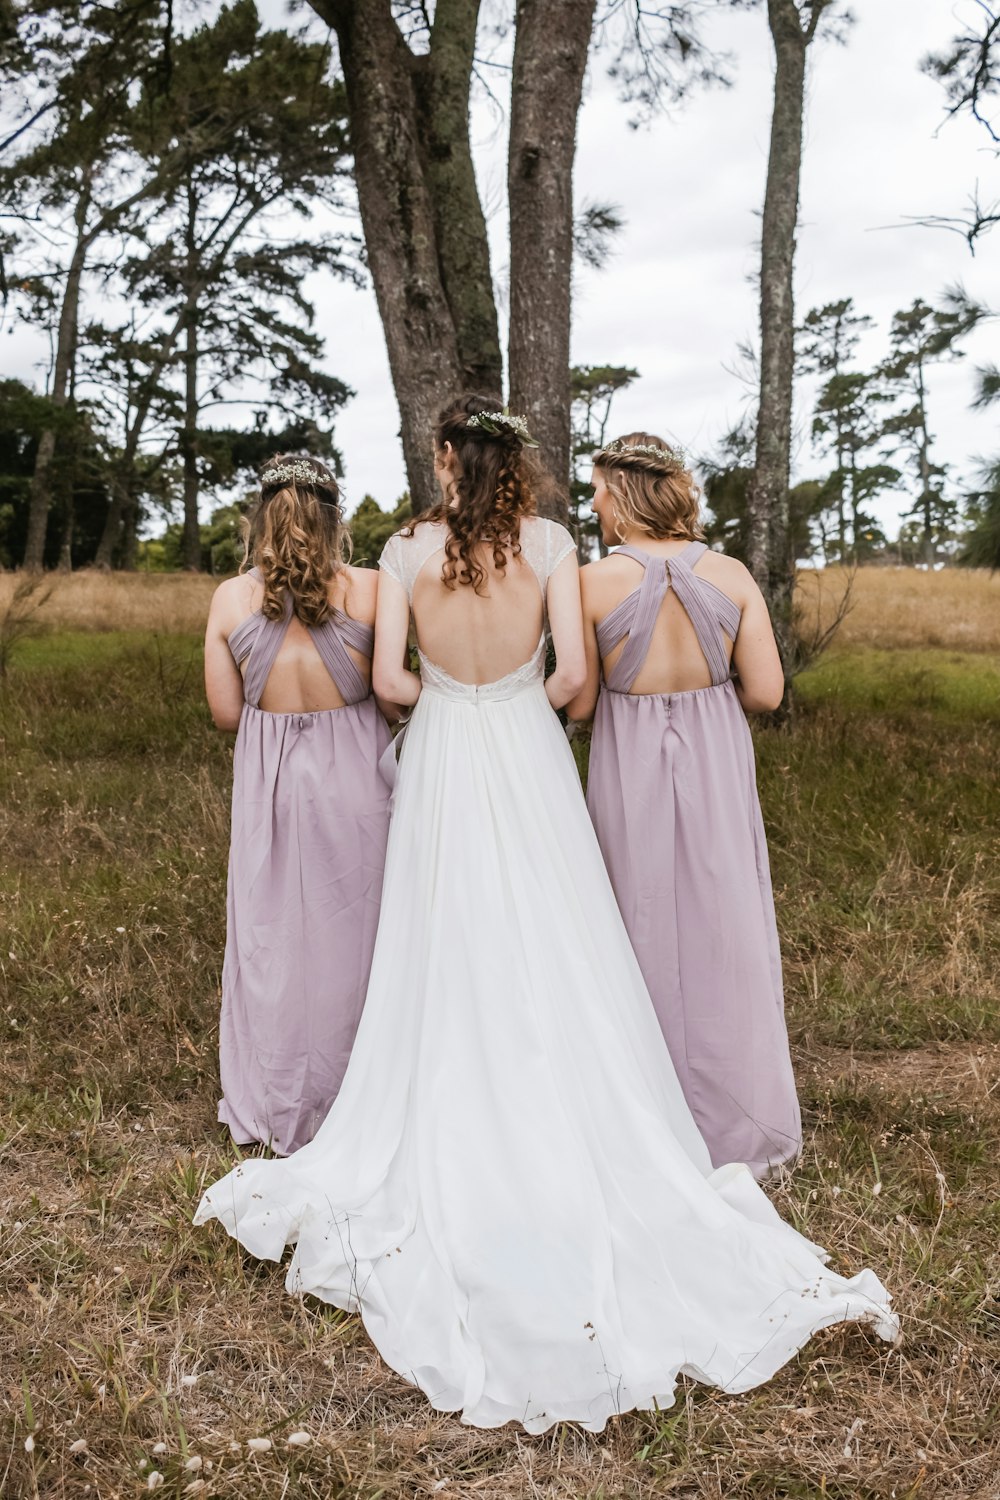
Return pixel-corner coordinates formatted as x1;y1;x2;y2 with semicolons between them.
195;517;897;1433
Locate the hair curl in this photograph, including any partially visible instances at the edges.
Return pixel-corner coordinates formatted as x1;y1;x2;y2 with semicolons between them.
592;430;704;543
408;393;538;593
241;454;348;627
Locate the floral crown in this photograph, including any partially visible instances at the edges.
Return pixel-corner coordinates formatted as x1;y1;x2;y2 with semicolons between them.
465;410;539;447
599;438;687;472
261;460;332;489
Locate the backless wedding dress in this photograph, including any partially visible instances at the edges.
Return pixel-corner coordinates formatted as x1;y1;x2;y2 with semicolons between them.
196;516;896;1433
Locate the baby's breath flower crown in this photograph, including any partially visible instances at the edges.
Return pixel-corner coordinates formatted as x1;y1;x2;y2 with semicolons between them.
465;410;539;447
261;460;328;488
598;438;688;472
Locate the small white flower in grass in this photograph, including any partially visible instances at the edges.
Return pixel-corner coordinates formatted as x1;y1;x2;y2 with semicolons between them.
138;1459;147;1471
152;1442;167;1455
247;1437;272;1453
147;1473;164;1491
96;1384;106;1401
115;927;125;934
831;1186;841;1197
287;1431;311;1447
184;1455;202;1470
24;1435;35;1453
872;1181;883;1196
69;1439;88;1455
180;1374;198;1387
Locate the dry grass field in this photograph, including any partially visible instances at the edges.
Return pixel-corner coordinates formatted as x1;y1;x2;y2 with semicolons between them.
1;567;999;1499
1;561;998;650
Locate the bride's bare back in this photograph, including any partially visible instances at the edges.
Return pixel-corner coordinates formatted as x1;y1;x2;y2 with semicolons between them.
382;517;573;686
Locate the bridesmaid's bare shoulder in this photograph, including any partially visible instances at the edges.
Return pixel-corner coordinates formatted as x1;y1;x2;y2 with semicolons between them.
579;552;640;616
208;572;257;633
693;549;758;607
340;564;378;625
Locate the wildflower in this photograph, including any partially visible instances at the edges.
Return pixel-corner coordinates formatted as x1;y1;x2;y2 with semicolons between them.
69;1439;88;1455
872;1181;883;1196
180;1374;198;1388
287;1431;311;1446
247;1437;272;1452
184;1456;202;1471
147;1474;164;1491
24;1435;35;1453
152;1442;167;1455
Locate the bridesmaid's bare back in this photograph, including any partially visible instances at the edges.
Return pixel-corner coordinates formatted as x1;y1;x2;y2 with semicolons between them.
219;566;376;714
585;544;747;696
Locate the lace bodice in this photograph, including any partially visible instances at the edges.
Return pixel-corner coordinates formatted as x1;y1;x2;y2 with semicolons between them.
379;516;575;603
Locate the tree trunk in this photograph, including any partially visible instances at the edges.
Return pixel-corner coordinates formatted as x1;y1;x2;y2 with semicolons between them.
181;316;201;569
414;0;502;396
315;0;469;513
181;192;202;571
23;185;92;569
746;0;828;675
508;0;596;523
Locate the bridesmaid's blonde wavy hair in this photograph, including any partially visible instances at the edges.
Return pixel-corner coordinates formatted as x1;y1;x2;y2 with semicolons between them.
592;431;704;543
241;454;349;627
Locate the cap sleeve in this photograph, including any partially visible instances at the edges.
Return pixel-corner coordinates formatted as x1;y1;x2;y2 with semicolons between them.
378;532;406;589
546;521;576;577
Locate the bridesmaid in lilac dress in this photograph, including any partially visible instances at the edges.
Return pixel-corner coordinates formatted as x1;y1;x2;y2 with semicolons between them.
203;455;393;1155
568;433;801;1180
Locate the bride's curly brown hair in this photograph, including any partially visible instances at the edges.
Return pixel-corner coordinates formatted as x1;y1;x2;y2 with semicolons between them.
241;454;348;627
407;393;538;593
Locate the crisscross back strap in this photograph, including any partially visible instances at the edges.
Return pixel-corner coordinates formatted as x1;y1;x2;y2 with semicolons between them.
665;543;736;685
308;610;372;704
600;546;670;693
595;541;739;693
229;575;374;707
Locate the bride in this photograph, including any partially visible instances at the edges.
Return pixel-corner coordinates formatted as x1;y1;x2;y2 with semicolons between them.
196;394;897;1434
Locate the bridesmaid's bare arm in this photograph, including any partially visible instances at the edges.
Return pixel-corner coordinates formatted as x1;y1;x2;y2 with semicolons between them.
565;563;602;722
204;578;249;731
344;566;403;724
730;571;784;713
373;569;422;708
544;551;587;711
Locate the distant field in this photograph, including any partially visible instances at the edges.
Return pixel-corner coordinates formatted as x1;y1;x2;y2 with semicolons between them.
1;573;999;1498
1;563;997;650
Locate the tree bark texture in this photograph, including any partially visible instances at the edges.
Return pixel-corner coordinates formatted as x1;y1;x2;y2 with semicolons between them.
746;0;828;671
315;0;472;513
23;197;90;569
413;0;502;396
181;313;201;570
181;184;202;571
508;0;596;523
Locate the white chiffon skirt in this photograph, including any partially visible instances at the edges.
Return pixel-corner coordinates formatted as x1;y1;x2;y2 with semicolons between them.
195;664;897;1433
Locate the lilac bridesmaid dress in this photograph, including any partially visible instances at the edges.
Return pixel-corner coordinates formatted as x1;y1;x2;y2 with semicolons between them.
218;583;391;1155
586;542;802;1179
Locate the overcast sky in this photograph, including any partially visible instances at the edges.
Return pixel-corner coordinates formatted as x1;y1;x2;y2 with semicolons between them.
6;0;998;537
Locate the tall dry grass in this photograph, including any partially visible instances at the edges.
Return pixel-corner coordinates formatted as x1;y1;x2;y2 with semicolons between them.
0;569;217;635
1;564;997;649
797;566;1000;653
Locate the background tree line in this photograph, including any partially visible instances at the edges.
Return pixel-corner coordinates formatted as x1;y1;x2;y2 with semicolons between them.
2;0;998;679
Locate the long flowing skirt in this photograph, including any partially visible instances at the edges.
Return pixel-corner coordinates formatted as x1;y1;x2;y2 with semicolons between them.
198;675;895;1433
218;699;391;1155
587;679;801;1178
